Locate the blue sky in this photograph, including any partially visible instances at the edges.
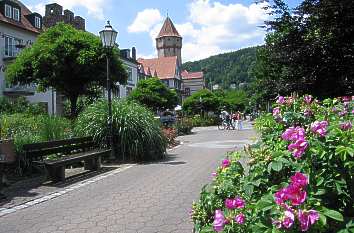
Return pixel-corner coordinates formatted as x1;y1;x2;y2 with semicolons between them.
24;0;302;62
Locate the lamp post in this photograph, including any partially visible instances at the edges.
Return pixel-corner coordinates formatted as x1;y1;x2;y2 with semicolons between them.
100;21;118;161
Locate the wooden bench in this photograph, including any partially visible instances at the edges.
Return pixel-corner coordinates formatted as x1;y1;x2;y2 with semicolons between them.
23;137;111;182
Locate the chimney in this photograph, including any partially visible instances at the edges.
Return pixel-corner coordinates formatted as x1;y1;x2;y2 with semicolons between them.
132;47;136;60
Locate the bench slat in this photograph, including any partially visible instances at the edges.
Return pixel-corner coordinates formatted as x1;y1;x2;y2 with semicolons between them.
23;137;93;152
43;149;111;166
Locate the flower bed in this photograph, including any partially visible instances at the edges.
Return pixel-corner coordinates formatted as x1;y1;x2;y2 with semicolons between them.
191;96;353;232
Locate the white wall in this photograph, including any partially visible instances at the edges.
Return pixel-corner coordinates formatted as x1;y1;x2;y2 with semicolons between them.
0;22;59;115
0;22;37;95
119;59;138;98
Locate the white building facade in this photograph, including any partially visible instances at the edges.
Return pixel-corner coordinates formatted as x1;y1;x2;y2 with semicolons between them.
0;0;59;115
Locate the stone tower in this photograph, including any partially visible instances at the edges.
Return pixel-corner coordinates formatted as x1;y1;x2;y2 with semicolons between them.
156;17;182;67
43;3;85;31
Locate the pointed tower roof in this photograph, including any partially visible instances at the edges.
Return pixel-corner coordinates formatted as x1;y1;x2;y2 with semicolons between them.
157;17;181;38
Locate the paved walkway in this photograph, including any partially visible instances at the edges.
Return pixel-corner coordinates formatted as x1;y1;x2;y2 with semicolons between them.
0;124;256;233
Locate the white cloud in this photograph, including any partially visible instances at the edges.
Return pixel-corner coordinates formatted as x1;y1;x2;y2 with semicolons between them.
129;0;270;62
28;0;107;20
28;3;46;15
128;9;163;33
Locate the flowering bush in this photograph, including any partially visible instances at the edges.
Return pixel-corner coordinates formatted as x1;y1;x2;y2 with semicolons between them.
192;96;353;232
162;127;177;147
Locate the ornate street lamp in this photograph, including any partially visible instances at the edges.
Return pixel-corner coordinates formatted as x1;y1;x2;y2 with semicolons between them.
100;21;118;160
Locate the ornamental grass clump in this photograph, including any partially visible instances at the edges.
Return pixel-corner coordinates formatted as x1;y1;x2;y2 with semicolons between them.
192;95;353;232
75;99;167;161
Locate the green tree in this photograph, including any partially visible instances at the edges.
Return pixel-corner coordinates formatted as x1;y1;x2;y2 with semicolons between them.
5;23;127;117
182;47;258;90
251;0;354;103
129;78;178;112
182;89;220;115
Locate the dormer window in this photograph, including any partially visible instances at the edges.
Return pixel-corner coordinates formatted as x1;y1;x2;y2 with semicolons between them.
13;8;20;21
34;16;41;28
5;4;12;18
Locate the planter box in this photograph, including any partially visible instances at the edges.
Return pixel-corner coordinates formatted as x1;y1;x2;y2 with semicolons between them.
0;139;16;163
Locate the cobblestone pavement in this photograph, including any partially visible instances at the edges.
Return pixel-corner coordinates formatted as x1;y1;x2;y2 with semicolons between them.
0;124;256;233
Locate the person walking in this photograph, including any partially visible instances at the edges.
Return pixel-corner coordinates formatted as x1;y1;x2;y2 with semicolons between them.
236;111;243;130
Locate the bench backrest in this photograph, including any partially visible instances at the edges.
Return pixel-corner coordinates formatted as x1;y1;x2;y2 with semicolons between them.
23;137;95;161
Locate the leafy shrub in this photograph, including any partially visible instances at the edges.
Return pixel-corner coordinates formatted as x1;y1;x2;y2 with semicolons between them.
190;115;219;127
0;114;72;153
192;95;354;232
174;118;193;135
0;96;46;115
75;99;167;161
162;127;177;147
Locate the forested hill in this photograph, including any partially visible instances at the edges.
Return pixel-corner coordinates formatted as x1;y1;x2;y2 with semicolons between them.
182;46;259;89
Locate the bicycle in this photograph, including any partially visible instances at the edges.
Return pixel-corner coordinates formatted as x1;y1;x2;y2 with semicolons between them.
218;119;235;130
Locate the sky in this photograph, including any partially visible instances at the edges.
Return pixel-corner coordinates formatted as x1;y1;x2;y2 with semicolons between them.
23;0;302;62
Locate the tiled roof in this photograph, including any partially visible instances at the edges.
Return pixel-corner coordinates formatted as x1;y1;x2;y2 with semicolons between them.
0;0;41;34
181;70;204;80
138;56;178;80
157;17;181;38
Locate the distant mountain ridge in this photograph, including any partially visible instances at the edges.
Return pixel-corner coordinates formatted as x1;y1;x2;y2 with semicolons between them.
182;46;259;89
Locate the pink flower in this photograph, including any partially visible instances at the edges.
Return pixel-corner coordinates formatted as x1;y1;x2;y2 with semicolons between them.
342;96;351;102
304;95;312;104
275;173;308;207
213;210;225;232
340;122;352;131
272;219;282;229
298;209;319;232
282;127;306;142
290;172;308;188
212;172;217;177
221;159;231;169
284;184;307;206
282;210;295;229
339;110;348;117
288;139;308;158
235;213;245;224
311;121;328;137
277;96;285;104
275;188;287;206
273;107;281;117
225;197;245;209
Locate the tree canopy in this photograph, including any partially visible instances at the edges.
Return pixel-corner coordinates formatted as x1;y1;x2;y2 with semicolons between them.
128;78;178;112
250;0;354;105
182;89;220;115
6;23;127;117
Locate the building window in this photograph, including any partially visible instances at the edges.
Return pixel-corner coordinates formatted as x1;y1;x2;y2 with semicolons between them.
5;4;12;18
185;88;191;96
4;36;14;57
13;8;20;21
34;16;41;28
127;68;133;82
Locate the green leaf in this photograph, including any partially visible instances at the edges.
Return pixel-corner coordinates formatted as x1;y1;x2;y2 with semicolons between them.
316;177;324;186
244;184;254;196
271;161;283;172
319;213;327;226
322;209;344;222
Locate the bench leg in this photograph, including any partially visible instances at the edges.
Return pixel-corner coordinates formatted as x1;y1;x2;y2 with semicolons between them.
47;166;65;183
84;156;101;171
